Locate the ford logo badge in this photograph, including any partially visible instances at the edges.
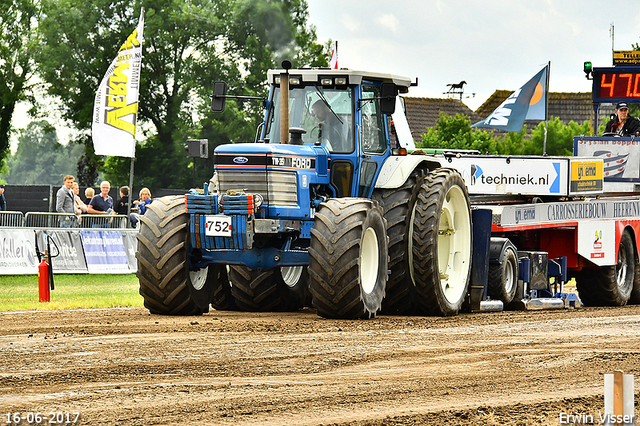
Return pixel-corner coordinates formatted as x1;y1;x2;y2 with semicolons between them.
233;157;249;164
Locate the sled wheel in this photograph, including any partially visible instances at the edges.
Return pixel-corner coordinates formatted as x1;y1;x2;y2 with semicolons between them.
308;198;388;319
410;168;472;316
487;247;518;305
136;196;204;316
577;230;634;306
372;170;425;315
229;265;308;311
631;259;640;305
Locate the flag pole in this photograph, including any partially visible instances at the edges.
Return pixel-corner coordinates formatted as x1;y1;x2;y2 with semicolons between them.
127;158;134;226
126;7;143;227
543;61;550;156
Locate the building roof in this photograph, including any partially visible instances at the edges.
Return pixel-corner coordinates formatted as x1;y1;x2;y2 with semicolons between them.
403;91;616;143
475;90;615;125
402;97;483;143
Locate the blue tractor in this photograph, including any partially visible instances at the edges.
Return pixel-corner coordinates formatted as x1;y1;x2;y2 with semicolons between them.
137;65;474;319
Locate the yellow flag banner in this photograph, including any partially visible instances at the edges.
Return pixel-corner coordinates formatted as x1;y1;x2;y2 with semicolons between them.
92;10;144;158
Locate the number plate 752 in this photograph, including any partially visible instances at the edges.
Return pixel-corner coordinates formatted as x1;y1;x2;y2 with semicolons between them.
204;215;232;237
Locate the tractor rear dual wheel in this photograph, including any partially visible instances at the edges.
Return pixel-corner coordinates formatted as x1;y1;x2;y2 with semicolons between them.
410;168;473;316
373;168;472;316
228;265;309;311
372;170;425;315
189;265;237;311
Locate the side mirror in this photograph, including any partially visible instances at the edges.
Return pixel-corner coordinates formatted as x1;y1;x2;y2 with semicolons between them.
186;139;209;158
380;83;397;115
211;81;227;112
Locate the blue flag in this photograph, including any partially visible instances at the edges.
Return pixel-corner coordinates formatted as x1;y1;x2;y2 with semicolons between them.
473;65;548;132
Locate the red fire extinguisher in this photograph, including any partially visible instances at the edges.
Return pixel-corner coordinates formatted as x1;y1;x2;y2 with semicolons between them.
38;256;50;302
35;231;55;302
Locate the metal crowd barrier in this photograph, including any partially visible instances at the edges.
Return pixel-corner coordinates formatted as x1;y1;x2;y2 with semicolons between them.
78;214;129;229
19;212;130;229
25;212;78;228
0;211;25;227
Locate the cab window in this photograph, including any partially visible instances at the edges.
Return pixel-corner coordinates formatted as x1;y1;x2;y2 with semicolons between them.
360;85;386;154
264;86;354;153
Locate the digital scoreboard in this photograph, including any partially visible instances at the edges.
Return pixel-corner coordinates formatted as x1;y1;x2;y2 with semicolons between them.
592;67;640;103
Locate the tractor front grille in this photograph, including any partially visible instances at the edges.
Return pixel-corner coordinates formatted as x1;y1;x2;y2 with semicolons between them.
217;170;298;207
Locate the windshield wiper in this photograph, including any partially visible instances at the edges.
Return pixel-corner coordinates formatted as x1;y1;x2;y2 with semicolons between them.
314;85;343;124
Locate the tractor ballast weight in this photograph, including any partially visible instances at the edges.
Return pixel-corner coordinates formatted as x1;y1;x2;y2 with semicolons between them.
136;66;473;319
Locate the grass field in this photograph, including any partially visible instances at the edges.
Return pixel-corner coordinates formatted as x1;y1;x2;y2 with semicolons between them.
0;274;143;311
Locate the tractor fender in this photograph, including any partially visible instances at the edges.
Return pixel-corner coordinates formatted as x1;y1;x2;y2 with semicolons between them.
375;155;444;189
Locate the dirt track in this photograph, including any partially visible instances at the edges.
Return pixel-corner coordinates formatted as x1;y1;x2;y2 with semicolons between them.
1;305;640;425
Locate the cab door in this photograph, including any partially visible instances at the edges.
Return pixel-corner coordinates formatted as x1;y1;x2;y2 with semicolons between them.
356;83;390;198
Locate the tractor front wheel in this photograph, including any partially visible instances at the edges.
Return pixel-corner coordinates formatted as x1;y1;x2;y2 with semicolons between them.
136;196;205;316
308;198;388;319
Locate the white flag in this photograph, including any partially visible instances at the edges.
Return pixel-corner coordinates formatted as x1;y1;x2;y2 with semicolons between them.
92;10;144;158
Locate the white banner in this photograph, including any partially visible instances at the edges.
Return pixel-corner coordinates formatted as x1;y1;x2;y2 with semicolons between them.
92;10;144;158
574;136;640;180
446;156;567;196
499;198;640;226
36;230;88;273
0;229;39;274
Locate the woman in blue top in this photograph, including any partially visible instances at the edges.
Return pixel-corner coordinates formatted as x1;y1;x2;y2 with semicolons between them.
131;187;151;227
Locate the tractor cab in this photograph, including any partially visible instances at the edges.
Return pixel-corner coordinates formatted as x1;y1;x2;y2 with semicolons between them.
261;68;412;199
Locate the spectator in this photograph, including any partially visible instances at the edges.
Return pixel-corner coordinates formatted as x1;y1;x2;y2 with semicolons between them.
73;183;88;216
88;181;114;215
131;187;151;227
56;175;76;227
133;187;151;214
0;185;6;211
84;187;95;204
56;175;76;214
115;186;130;215
604;102;640;136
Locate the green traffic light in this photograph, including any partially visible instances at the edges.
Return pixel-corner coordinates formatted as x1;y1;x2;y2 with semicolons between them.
583;61;593;80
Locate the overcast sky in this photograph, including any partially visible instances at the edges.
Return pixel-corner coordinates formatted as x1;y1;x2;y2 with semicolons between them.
9;0;640;151
306;0;640;110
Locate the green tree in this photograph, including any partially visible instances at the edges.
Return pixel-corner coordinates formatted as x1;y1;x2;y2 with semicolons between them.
37;0;138;186
37;0;326;190
4;120;83;185
521;118;591;156
0;0;40;179
495;127;527;155
418;113;592;157
419;113;498;154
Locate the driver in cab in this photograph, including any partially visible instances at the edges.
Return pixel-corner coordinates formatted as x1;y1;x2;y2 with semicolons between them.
312;100;345;151
605;102;640;136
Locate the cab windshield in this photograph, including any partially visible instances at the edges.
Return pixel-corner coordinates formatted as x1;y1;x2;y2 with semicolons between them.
264;86;354;153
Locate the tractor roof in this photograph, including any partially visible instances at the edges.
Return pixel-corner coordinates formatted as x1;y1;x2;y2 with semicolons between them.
267;68;413;93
